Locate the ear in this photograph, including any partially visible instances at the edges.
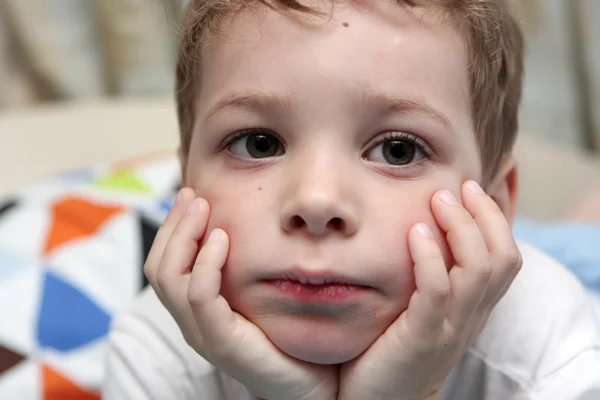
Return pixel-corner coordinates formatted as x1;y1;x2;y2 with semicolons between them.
178;146;187;187
486;154;518;226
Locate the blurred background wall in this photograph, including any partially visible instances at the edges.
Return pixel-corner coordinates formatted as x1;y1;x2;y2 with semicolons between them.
0;0;598;154
0;0;181;103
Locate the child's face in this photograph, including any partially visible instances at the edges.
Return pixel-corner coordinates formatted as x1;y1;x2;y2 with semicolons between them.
185;1;483;364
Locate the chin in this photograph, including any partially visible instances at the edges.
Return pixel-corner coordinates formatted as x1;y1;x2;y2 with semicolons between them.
254;313;384;364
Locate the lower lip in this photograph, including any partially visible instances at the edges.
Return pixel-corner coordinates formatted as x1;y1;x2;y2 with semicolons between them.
265;279;369;304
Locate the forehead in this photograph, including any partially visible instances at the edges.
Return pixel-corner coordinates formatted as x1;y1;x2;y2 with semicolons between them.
196;1;474;143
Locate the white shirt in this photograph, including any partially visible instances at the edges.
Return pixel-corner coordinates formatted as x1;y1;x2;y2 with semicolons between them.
102;243;600;400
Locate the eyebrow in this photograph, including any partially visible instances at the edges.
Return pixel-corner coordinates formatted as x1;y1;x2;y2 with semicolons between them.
357;91;453;132
204;90;453;132
204;92;293;121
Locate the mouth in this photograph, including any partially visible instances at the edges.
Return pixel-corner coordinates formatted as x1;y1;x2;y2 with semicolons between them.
270;268;366;286
262;267;372;305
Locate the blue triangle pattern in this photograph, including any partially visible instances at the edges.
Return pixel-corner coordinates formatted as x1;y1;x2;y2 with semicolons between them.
37;271;111;352
159;198;174;214
0;248;33;280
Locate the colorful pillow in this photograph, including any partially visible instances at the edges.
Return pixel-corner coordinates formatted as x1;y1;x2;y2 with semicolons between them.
0;154;180;399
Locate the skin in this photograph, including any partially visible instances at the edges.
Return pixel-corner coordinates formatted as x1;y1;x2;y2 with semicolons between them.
178;1;516;365
145;1;522;399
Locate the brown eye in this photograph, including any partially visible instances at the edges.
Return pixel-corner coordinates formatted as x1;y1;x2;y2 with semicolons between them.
247;134;280;158
382;140;416;165
364;133;426;166
229;133;283;158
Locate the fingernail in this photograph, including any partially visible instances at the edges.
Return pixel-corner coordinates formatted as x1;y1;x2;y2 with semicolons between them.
439;190;457;205
208;229;223;243
416;223;433;238
465;180;484;194
186;198;199;214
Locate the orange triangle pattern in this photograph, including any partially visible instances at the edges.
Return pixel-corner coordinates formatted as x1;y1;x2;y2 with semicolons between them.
42;364;101;400
43;196;124;255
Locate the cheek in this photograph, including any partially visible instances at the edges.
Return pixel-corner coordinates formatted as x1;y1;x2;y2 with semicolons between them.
383;189;456;273
194;171;267;232
203;190;265;254
195;180;277;284
392;212;451;270
395;205;453;267
199;193;262;302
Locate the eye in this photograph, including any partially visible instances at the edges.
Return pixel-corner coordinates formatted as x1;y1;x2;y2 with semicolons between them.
364;132;428;166
227;130;283;159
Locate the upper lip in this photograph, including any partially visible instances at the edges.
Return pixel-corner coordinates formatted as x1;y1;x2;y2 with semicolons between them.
265;266;368;287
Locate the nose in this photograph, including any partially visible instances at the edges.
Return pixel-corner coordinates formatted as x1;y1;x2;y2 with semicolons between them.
280;153;359;237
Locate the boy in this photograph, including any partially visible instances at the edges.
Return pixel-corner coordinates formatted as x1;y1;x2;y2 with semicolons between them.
103;1;600;399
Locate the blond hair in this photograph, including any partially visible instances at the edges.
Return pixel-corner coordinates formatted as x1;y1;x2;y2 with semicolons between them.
175;0;524;184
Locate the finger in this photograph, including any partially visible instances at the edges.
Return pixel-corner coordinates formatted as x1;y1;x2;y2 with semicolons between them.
431;190;492;330
144;188;195;288
461;180;522;308
156;197;210;302
149;197;213;349
405;223;449;338
187;229;234;354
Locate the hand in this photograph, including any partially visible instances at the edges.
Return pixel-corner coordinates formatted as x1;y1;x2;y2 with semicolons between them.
144;188;339;400
338;180;522;400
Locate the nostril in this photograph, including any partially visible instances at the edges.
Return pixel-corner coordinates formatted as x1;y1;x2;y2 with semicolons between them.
328;217;344;231
290;215;305;230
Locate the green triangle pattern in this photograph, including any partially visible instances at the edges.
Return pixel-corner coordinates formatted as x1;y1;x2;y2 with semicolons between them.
93;170;153;195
